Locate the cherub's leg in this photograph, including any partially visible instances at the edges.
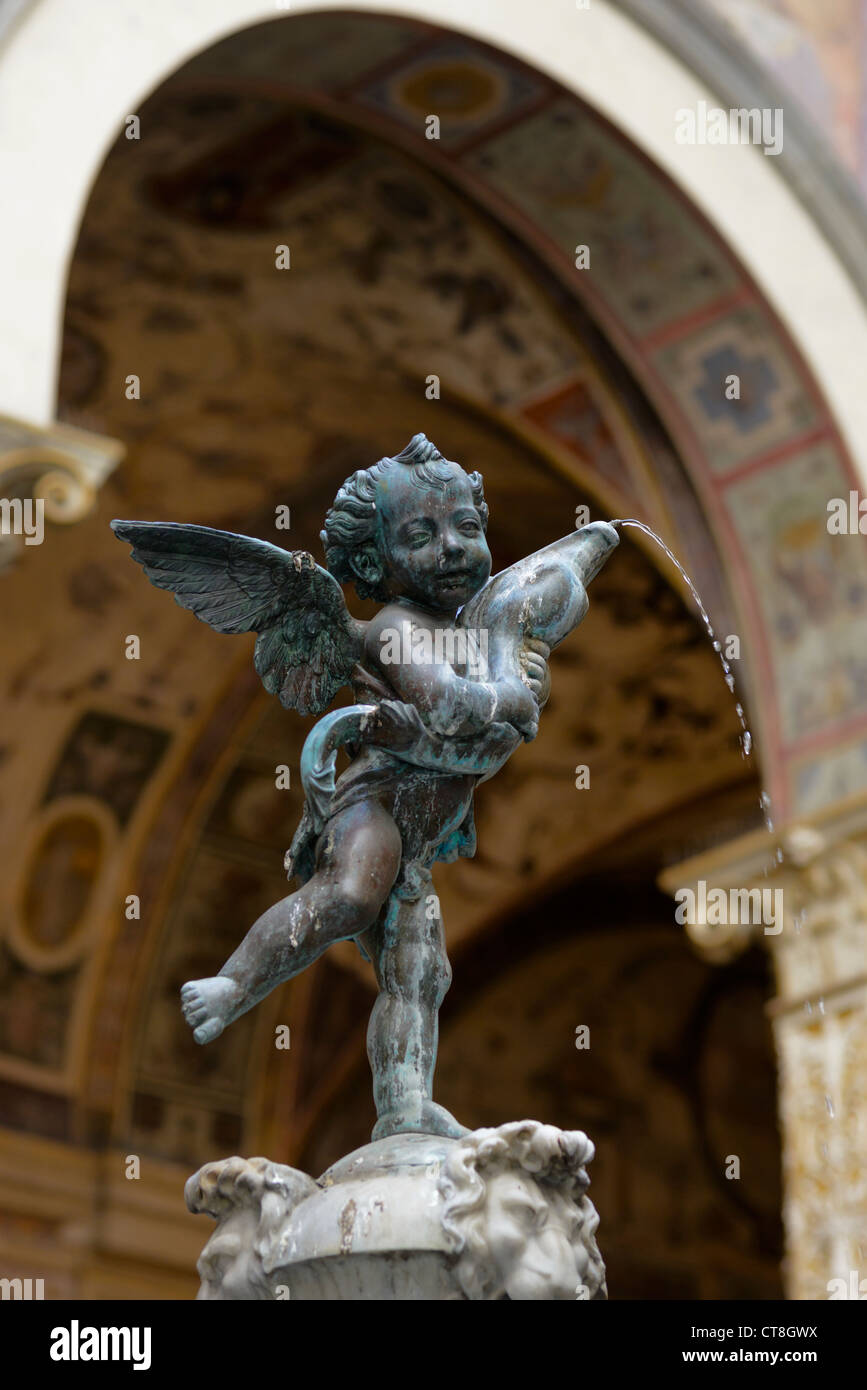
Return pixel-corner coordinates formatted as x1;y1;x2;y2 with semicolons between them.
182;801;401;1044
361;872;467;1140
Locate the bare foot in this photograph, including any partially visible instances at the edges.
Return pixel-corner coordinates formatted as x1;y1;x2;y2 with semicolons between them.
181;976;244;1044
372;1098;469;1141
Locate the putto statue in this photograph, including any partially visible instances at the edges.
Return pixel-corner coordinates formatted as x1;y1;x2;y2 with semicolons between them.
113;434;618;1142
186;1122;608;1301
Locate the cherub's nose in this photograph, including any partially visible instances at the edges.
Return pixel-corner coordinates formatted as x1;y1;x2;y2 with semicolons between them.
439;533;465;562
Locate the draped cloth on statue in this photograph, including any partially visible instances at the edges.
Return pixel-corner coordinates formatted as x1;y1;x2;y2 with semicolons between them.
284;662;478;910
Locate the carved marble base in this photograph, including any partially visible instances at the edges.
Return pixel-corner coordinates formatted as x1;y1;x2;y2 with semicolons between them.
186;1121;608;1300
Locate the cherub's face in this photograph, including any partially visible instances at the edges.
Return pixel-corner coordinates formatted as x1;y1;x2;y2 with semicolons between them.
375;465;491;615
484;1171;582;1300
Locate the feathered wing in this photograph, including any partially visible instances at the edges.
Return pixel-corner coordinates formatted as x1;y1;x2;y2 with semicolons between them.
111;520;364;715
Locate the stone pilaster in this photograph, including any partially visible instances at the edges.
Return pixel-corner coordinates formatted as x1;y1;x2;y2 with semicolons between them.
660;802;867;1300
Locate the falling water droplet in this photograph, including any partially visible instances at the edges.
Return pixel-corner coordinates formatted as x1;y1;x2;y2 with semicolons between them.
616;522;775;865
818;998;826;1016
759;791;774;832
776;847;784;863
804;1000;812;1015
820;1143;829;1160
825;1095;835;1118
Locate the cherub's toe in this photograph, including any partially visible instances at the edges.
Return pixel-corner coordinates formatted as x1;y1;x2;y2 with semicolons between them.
193;1019;222;1045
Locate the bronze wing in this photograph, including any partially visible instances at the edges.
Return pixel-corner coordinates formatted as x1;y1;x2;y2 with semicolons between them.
112;520;364;716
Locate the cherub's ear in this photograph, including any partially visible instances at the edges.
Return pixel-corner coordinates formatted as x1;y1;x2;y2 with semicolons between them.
348;544;384;589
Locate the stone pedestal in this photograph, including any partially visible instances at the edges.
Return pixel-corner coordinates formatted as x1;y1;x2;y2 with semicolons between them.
186;1121;607;1300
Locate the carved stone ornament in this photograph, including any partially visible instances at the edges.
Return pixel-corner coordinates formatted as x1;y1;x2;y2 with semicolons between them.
0;413;123;568
186;1122;607;1301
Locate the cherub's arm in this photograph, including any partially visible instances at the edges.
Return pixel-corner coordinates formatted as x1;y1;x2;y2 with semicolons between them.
367;615;534;738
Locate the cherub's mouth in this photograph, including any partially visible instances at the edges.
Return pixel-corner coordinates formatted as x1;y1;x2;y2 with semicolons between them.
436;570;471;590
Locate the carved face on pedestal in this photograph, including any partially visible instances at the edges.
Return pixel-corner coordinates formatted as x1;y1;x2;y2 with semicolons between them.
439;1121;606;1301
196;1204;270;1300
483;1170;584;1299
186;1127;606;1301
186;1156;318;1301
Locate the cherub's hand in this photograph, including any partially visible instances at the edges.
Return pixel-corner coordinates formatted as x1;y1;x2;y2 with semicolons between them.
360;699;427;750
519;637;551;707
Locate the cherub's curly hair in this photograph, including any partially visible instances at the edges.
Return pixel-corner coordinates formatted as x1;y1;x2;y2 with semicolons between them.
321;433;489;601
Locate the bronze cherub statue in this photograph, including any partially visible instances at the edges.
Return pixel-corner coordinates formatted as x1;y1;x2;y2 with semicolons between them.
113;434;618;1140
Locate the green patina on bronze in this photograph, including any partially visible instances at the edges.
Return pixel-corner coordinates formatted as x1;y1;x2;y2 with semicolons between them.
112;433;618;1139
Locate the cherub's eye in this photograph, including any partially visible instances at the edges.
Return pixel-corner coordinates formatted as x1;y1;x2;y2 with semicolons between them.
460;520;481;535
408;531;431;548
